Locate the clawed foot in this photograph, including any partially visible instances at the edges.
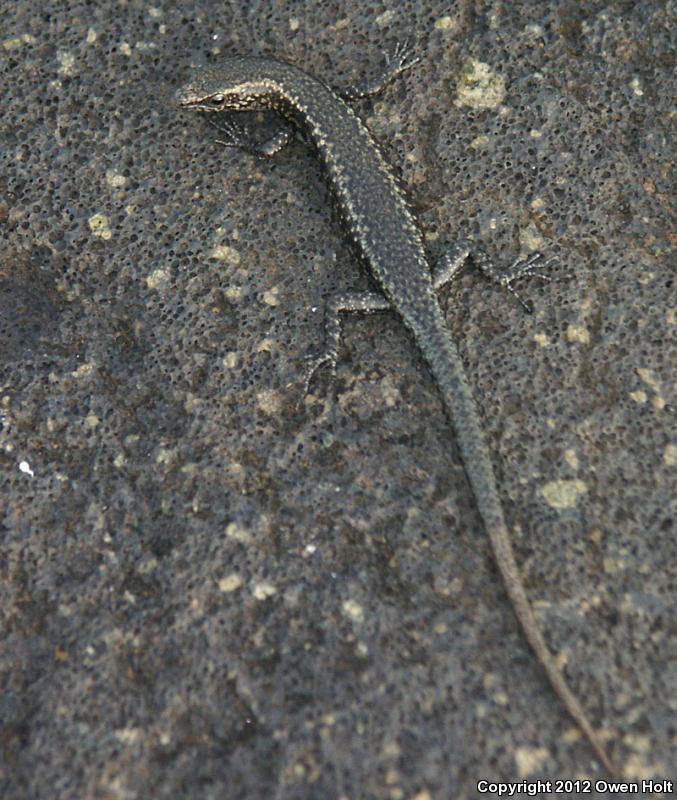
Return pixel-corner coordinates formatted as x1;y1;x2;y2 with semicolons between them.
504;252;561;283
385;39;420;77
302;350;337;400
339;39;419;102
494;253;563;313
207;116;250;150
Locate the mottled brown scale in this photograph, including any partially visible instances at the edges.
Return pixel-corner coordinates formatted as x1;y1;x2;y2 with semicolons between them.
177;55;616;775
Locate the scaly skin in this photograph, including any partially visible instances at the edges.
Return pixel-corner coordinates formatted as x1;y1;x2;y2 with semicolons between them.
176;52;616;775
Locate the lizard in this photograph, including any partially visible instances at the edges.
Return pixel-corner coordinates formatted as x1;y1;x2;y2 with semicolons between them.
175;43;616;775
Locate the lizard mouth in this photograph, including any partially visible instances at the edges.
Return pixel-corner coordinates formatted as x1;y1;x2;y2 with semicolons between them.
175;95;201;109
175;87;205;109
175;86;227;111
177;99;224;112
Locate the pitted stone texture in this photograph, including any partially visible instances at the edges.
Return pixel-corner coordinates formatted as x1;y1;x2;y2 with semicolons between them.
0;1;674;798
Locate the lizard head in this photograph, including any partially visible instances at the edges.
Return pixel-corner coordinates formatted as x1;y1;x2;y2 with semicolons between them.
175;58;280;112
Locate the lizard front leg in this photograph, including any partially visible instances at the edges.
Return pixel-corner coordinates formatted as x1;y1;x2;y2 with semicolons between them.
209;117;295;158
337;40;419;102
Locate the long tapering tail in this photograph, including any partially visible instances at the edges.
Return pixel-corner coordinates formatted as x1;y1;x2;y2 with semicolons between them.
417;317;617;775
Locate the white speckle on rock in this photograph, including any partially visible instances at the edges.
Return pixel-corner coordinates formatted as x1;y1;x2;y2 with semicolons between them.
19;460;35;477
630;76;643;97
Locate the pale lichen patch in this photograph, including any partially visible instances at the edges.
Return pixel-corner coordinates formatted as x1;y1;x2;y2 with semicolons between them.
564;449;579;470
211;244;241;264
88;213;112;240
57;50;76;76
146;268;170;289
257;389;282;415
262;286;280;306
218;574;244;593
3;33;36;50
663;443;676;467
455;60;505;109
106;169;127;188
341;599;364;623
566;324;590;344
515;746;549;777
542;479;587;509
519;224;545;251
434;16;458;32
252;581;277;600
226;521;253;545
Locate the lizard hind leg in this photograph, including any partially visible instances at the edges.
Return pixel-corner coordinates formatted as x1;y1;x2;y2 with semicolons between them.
433;242;562;313
432;241;473;290
474;249;562;312
303;290;391;396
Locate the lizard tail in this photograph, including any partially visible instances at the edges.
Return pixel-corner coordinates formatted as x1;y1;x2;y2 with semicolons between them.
417;320;618;777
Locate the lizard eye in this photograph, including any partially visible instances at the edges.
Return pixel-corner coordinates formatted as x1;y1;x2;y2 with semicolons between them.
209;94;225;106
